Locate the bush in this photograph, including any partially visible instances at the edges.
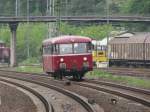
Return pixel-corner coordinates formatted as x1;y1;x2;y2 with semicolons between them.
20;57;40;65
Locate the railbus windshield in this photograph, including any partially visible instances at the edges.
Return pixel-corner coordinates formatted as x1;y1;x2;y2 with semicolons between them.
59;43;92;54
59;44;73;54
74;43;88;53
42;42;92;55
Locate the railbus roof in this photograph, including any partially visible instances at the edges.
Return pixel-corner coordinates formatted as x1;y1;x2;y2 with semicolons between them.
42;35;92;45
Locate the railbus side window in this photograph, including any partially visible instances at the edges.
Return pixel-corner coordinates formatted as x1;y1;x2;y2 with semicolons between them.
47;45;52;54
87;42;92;53
53;44;59;54
43;45;52;55
43;46;47;54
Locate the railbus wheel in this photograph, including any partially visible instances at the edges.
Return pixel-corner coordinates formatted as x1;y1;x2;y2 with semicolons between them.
56;74;62;80
80;73;84;80
73;74;77;80
77;74;81;80
73;74;79;81
73;74;83;81
59;73;63;80
54;73;57;79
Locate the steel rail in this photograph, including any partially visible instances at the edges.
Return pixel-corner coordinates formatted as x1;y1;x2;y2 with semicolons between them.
1;69;149;95
0;77;52;112
85;79;150;95
1;70;150;107
1;71;150;107
99;67;150;78
73;81;150;107
0;71;96;112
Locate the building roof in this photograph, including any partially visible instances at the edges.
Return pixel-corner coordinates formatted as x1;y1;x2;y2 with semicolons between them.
99;37;114;45
97;32;134;45
117;32;134;38
127;33;150;43
109;32;150;44
109;37;129;44
109;32;134;44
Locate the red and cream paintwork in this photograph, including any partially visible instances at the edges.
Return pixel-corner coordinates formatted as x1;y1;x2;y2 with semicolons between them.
0;42;10;63
42;35;93;79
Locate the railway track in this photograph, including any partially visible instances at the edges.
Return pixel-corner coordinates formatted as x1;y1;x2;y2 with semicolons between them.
99;67;150;78
0;77;51;112
0;70;149;111
0;70;96;112
73;79;150;107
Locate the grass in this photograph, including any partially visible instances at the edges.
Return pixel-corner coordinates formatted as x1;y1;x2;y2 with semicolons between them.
15;66;43;73
86;70;150;89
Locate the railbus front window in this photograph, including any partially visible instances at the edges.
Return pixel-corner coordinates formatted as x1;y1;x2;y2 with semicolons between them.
74;43;87;53
87;42;92;53
59;44;73;54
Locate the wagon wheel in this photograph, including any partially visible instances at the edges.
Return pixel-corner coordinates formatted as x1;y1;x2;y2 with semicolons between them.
56;73;62;80
46;72;52;77
54;72;63;80
53;73;57;79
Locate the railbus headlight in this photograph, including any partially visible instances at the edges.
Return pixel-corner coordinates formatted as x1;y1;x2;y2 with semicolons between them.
83;57;87;61
60;58;64;62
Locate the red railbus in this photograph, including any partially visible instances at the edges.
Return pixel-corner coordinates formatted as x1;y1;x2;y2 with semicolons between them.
42;35;93;80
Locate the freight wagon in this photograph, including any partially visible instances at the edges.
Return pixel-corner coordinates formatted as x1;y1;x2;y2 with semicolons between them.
0;41;10;64
109;33;150;67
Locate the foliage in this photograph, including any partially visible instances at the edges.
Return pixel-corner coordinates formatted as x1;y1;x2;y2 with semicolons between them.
0;25;10;45
60;22;112;40
20;57;40;65
16;23;47;62
0;0;149;17
0;23;47;62
0;0;150;62
0;0;47;16
120;0;150;31
0;0;124;16
124;0;150;15
0;22;112;63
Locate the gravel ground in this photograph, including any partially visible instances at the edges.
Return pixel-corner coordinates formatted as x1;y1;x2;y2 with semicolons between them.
61;82;150;112
0;82;37;112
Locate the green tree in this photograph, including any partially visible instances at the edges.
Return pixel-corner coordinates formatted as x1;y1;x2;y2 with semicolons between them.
121;0;150;15
120;0;150;31
60;22;112;40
